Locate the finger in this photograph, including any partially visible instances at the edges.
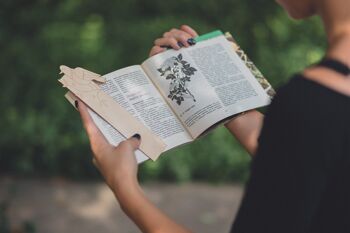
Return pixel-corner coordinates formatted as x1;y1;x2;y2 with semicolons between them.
165;29;193;47
117;133;141;152
154;37;181;50
149;45;166;57
77;100;109;149
180;25;199;37
127;133;142;150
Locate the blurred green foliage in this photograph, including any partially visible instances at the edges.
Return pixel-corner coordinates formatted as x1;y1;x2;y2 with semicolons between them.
0;0;326;182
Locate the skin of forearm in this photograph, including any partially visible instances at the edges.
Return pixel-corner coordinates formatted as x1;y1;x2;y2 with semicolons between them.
113;179;193;233
225;110;264;156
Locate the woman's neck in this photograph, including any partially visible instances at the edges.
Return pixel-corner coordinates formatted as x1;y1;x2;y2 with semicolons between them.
319;0;350;65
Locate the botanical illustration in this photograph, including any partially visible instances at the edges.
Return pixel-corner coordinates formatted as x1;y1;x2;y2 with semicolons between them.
157;54;198;105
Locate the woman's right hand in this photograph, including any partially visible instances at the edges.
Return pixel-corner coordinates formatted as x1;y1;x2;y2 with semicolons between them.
149;25;199;57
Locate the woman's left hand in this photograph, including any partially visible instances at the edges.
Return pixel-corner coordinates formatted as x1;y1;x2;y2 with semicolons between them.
76;100;192;233
76;100;141;191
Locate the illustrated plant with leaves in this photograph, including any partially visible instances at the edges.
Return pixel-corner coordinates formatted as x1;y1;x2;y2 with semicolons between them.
157;54;197;105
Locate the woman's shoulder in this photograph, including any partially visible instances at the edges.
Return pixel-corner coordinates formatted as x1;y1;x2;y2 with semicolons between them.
274;73;350;105
266;72;350;127
302;67;350;97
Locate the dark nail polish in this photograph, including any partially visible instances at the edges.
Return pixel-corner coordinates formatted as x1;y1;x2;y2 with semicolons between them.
132;133;141;140
160;45;172;49
187;38;196;45
75;100;79;108
177;41;184;47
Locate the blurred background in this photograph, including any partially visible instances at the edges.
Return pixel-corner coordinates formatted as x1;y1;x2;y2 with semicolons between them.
0;0;325;232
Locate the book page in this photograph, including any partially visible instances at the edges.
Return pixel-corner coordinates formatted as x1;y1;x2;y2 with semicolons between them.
142;35;270;138
142;53;229;139
187;35;271;115
85;65;192;163
225;32;275;99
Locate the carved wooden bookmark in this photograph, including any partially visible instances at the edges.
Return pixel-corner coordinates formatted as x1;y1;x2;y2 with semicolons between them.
58;65;166;161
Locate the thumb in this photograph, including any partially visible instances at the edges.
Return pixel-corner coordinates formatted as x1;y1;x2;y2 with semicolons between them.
126;133;141;150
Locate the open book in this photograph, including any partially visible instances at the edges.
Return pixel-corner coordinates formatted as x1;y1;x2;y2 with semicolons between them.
60;32;274;163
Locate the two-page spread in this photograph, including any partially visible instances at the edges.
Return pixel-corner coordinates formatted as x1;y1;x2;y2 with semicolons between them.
60;31;274;163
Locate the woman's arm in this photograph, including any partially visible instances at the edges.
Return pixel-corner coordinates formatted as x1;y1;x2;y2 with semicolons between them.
150;25;264;157
115;180;192;233
224;110;264;156
77;100;192;233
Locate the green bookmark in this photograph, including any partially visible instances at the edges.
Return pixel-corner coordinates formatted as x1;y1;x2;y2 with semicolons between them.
195;30;224;42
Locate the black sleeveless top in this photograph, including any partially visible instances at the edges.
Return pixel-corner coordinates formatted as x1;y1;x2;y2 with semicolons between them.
231;73;350;233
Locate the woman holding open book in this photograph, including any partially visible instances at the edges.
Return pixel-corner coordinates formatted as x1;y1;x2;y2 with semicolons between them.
76;0;350;232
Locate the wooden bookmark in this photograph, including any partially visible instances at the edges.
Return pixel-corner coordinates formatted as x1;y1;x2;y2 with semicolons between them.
58;65;166;161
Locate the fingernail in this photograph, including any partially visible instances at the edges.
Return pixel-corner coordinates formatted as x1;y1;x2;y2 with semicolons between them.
177;42;184;47
160;45;172;49
75;100;79;109
187;38;196;45
132;133;141;140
